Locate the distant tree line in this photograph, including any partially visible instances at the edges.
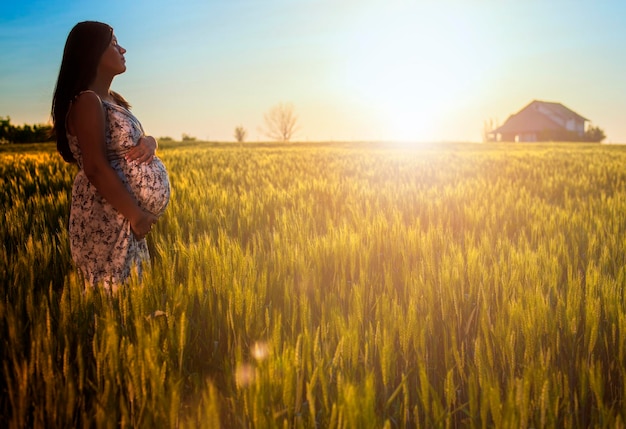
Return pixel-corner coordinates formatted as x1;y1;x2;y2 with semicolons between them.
0;116;54;144
2;101;302;145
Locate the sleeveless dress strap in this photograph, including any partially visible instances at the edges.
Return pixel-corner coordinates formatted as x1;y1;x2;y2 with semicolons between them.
73;89;100;101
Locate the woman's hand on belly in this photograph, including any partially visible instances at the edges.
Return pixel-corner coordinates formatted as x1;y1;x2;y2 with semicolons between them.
126;135;158;165
129;208;158;240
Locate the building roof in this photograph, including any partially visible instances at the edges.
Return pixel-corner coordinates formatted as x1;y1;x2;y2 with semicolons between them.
494;107;561;134
493;100;588;135
533;100;588;122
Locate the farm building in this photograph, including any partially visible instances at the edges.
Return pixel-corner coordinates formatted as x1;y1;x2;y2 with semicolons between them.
490;100;588;142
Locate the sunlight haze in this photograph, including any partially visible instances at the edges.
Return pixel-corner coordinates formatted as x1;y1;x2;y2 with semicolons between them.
1;0;625;142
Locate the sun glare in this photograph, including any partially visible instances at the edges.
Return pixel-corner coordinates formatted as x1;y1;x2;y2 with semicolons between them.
338;3;489;143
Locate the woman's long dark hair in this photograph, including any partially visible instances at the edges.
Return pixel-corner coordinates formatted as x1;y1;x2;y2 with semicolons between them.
52;21;128;163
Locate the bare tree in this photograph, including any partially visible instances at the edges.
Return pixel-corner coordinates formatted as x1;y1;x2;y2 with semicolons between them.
234;125;247;143
262;102;299;142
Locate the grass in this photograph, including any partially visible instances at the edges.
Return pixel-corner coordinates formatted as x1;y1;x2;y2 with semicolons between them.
2;141;626;427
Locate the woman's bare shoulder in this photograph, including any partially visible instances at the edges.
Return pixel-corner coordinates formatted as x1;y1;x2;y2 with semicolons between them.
68;91;105;135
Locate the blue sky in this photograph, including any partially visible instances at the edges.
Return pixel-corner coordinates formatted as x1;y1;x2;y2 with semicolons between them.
1;0;626;142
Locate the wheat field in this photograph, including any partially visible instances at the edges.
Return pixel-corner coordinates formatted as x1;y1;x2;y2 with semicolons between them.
2;141;626;428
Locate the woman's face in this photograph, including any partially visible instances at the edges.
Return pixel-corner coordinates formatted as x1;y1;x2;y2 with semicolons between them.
98;33;126;76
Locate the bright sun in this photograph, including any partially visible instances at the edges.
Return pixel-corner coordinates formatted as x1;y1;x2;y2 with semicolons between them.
338;3;489;142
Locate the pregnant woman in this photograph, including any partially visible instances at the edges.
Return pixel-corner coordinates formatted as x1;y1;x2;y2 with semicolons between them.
52;21;170;289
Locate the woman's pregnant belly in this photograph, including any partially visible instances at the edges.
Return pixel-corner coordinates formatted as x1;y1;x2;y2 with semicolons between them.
115;157;171;217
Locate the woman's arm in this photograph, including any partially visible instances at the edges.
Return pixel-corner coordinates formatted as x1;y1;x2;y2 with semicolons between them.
69;91;157;239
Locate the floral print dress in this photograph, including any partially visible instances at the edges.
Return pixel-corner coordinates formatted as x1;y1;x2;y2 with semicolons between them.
67;91;170;288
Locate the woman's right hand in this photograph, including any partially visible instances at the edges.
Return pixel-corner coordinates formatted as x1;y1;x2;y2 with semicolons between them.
126;135;157;165
130;209;158;240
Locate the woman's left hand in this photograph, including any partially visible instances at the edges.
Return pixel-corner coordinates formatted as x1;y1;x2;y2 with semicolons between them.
126;135;157;164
